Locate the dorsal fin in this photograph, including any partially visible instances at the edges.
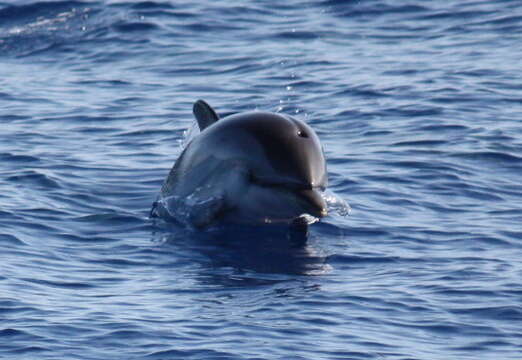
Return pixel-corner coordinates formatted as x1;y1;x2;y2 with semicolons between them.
193;100;219;131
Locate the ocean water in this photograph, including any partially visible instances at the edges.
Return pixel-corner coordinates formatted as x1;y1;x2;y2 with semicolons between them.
1;0;522;359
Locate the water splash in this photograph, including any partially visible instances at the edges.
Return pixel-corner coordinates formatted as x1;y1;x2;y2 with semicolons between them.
323;190;352;217
178;121;200;150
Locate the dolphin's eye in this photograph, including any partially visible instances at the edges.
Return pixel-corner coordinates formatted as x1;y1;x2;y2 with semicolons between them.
297;130;308;138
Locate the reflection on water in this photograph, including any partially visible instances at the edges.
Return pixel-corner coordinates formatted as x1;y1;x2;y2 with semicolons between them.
152;222;332;277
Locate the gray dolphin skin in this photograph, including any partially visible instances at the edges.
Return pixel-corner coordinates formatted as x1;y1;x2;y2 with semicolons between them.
152;100;328;228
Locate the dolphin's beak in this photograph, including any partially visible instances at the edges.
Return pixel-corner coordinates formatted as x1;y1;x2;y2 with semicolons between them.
297;189;328;218
250;174;328;219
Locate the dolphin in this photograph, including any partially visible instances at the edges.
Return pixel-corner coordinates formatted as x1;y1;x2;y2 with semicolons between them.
151;100;328;228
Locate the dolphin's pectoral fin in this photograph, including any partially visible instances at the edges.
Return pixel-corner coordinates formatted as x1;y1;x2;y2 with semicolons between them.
188;196;229;228
193;100;219;131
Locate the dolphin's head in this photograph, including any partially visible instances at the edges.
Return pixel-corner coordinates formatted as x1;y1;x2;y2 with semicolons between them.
200;111;328;222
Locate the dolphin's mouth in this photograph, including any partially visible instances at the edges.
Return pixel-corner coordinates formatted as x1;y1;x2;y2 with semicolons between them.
250;175;328;219
295;188;328;218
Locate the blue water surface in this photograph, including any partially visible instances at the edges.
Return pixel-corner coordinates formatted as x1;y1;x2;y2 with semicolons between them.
1;1;522;359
